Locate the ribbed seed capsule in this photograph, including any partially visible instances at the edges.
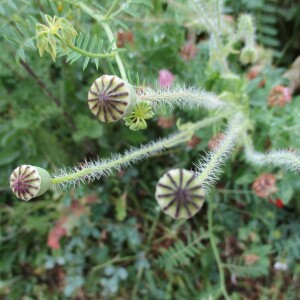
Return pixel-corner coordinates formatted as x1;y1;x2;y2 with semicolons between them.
88;75;136;123
155;169;205;219
9;165;52;201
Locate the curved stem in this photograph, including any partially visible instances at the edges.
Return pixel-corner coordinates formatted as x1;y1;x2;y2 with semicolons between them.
236;15;255;48
197;113;243;189
208;194;230;300
51;114;227;187
243;133;300;173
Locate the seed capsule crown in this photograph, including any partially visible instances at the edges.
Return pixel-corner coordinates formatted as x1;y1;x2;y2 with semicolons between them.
88;75;136;123
9;165;52;201
155;169;205;219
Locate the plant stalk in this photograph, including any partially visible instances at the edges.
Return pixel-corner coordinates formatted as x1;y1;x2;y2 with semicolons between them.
208;194;230;300
51;114;228;186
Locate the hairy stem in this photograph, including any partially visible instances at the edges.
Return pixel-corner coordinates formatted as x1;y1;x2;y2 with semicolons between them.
193;0;227;71
196;113;243;190
236;14;255;47
243;133;300;173
208;194;230;300
138;86;229;111
51;114;227;187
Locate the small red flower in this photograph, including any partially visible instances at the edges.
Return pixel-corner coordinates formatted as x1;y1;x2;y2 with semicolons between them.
268;198;284;209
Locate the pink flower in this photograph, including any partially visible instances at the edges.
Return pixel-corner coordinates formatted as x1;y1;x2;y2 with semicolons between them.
282;87;292;101
159;69;175;88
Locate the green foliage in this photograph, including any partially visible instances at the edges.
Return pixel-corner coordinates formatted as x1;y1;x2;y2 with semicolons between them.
226;0;300;63
64;33;105;70
155;231;208;270
2;17;37;61
1;0;300;299
225;245;271;278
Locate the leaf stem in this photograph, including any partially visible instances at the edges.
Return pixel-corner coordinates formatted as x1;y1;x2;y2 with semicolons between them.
104;0;120;20
74;1;128;81
66;41;116;58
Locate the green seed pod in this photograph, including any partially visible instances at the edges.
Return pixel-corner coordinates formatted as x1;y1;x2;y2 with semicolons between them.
88;75;136;123
155;169;205;219
9;165;52;201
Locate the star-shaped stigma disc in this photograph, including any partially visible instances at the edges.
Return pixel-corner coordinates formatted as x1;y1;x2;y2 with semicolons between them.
88;75;133;122
10;165;41;201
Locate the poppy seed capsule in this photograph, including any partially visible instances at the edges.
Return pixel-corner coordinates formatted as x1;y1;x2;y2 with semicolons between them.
88;75;136;123
155;169;205;219
9;165;52;201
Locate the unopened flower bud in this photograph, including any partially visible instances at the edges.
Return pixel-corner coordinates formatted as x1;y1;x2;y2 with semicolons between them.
268;85;292;107
10;165;52;201
157;116;174;129
252;173;277;198
240;47;257;64
155;169;205;219
186;135;201;148
88;75;136;123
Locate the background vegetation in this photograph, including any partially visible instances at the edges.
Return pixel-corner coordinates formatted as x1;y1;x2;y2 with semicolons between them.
1;0;300;299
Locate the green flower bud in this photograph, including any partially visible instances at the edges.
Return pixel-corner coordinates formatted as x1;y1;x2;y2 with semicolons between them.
36;15;77;61
155;169;205;219
240;47;257;64
9;165;52;201
88;75;137;123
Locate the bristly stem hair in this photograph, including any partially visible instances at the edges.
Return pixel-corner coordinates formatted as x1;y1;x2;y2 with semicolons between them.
196;113;244;192
138;85;229;111
243;133;300;173
51;114;229;189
